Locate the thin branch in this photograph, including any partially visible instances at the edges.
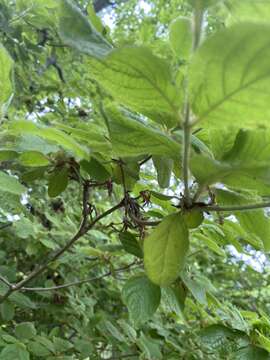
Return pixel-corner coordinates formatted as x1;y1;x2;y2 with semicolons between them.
0;222;12;231
0;189;124;302
0;275;12;288
129;213;160;227
203;201;270;212
22;261;139;292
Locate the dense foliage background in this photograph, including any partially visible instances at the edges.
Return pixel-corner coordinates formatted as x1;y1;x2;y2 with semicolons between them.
1;0;270;359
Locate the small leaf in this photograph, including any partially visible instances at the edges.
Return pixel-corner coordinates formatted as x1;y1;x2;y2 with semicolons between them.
122;275;161;326
0;301;14;321
58;0;111;58
15;323;36;340
216;189;270;251
19;151;50;167
144;213;189;286
119;232;143;258
0;171;26;195
182;272;207;305
169;17;192;60
80;158;110;181
153;156;173;188
0;44;13;116
48;167;69;198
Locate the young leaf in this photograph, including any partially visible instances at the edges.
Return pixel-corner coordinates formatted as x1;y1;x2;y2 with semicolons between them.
80;158;110;182
91;47;182;127
153;156;173;188
169;17;192;60
15;323;36;340
0;301;14;321
119;232;143;258
58;0;112;58
144;213;189;286
190;23;270;128
216;189;270;251
122;275;161;326
19;151;50;167
0;44;13;115
48;167;69;198
0;171;25;195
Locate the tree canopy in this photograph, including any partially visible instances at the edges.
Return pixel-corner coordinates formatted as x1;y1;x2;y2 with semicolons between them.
1;0;270;359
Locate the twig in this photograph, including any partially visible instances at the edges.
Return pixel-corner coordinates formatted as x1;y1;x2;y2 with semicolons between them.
129;213;160;227
203;202;270;213
21;261;138;292
0;185;124;303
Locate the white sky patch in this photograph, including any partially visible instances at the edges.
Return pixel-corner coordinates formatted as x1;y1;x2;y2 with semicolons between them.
136;0;152;14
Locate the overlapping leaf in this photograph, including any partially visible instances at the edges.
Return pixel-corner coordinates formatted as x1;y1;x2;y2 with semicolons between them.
190;23;270;128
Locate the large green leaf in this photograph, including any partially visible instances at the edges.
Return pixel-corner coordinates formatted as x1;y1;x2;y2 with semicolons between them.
58;0;112;58
190;129;270;194
91;47;182;127
144;213;189;286
225;0;270;24
122;275;161;326
216;189;270;251
104;105;181;158
0;44;13;115
190;23;270;128
0;171;26;195
15;323;36;340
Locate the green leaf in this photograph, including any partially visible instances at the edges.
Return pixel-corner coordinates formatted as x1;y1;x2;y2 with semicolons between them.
182;272;207;305
58;0;111;58
0;301;14;321
19;151;50;167
27;342;52;357
48;167;69;198
194;233;226;256
80;158;110;182
144;213;189;286
119;232;143;258
122;275;161;326
216;189;270;251
15;323;36;340
0;344;30;360
10;121;88;159
0;150;18;161
225;0;270;24
190;129;270;194
153;156;173;188
91;47;182;127
190;23;270;128
137;333;163;360
9;293;36;309
104;105;180;158
169;17;192;60
0;171;25;196
0;44;13;115
233;345;270;360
